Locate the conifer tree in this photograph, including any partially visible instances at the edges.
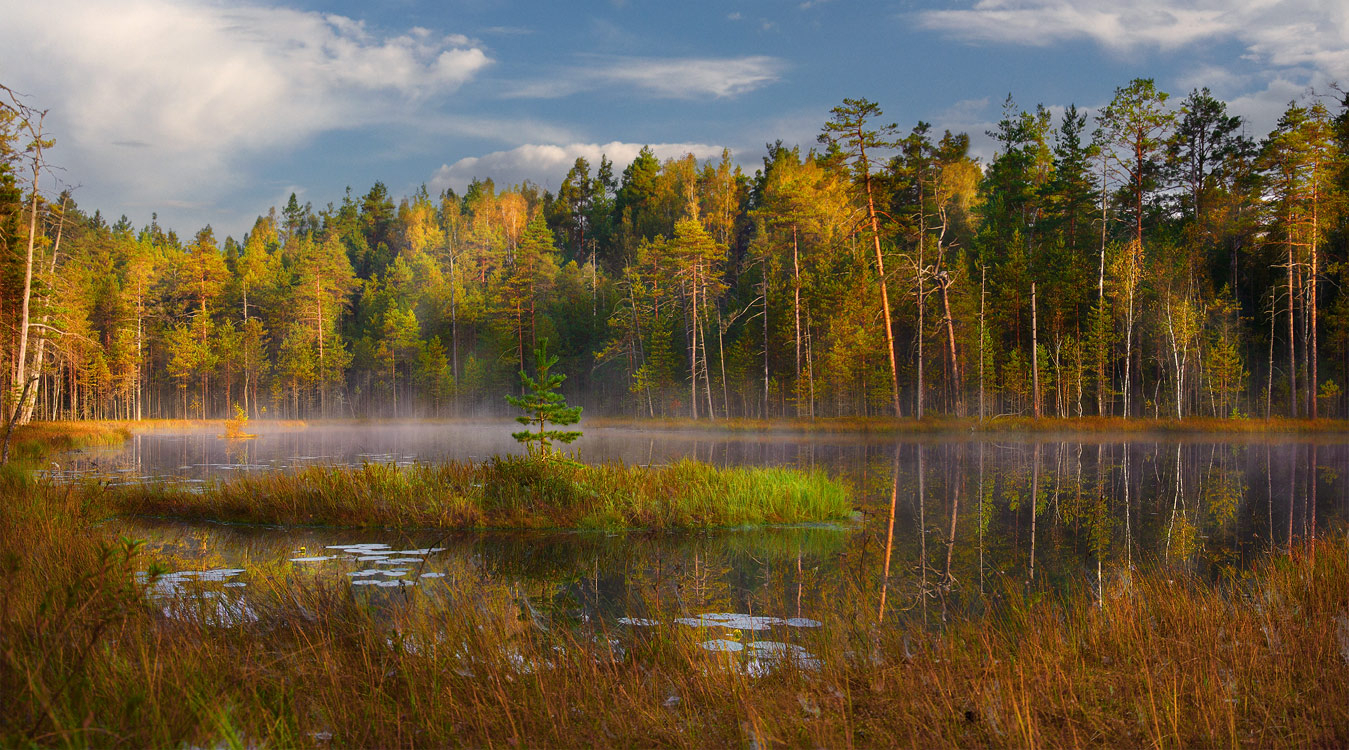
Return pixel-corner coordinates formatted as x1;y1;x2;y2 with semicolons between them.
820;98;902;417
506;338;581;457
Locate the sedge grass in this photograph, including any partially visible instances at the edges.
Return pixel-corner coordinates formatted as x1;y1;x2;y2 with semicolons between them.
99;458;855;531
2;473;1346;747
4;421;131;465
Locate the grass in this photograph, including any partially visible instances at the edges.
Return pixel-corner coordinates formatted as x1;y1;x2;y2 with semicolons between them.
3;421;131;466
101;458;855;530
11;420;852;530
2;471;1346;747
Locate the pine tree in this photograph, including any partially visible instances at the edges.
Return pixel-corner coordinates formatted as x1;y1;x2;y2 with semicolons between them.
506;339;581;457
819;98;903;417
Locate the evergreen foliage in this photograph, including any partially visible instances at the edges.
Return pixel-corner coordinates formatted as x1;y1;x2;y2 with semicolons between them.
6;78;1349;422
506;339;581;456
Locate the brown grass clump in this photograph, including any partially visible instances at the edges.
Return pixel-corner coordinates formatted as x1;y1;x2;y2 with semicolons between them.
5;421;131;464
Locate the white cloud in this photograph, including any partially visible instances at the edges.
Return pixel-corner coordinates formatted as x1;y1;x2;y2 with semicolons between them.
505;56;787;100
0;0;491;216
429;141;728;193
916;0;1349;143
916;0;1349;81
936;97;992;126
1223;75;1320;137
917;1;1229;50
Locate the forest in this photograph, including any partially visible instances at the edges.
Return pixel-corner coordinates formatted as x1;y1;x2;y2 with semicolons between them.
3;78;1348;423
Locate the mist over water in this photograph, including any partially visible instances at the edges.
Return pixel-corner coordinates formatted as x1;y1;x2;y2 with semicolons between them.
57;421;1349;626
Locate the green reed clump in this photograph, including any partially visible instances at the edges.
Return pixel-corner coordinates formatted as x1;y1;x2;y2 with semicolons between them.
100;457;854;530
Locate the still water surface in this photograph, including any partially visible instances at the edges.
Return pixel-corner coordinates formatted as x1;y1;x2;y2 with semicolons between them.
55;421;1349;633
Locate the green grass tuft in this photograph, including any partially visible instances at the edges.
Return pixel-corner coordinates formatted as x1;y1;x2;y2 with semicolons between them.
99;457;854;531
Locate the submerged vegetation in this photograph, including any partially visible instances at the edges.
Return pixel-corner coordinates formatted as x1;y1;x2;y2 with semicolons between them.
2;469;1346;747
102;458;853;530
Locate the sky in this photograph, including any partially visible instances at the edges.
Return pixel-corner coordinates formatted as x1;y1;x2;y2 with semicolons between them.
2;0;1347;241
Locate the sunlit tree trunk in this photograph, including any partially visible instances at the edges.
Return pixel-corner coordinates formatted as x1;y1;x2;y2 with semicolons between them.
979;266;986;422
1032;282;1041;418
793;225;802;417
9;107;47;428
1309;163;1320;420
20;196;65;424
1287;217;1297;418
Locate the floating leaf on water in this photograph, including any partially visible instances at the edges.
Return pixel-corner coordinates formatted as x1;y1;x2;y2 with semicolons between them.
783;617;822;628
677;613;780;631
194;568;246;581
289;556;334;563
419;572;445;579
617;617;660;626
747;641;807;655
347;569;382;577
700;639;744;652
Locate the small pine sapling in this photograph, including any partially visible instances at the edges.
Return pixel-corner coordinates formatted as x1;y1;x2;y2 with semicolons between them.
506;339;582;457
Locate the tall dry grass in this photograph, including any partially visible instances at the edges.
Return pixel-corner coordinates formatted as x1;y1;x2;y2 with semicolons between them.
2;470;1346;747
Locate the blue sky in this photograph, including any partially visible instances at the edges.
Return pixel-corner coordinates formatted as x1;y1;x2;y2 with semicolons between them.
2;0;1345;240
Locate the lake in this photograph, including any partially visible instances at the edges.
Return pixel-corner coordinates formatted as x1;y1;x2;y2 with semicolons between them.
53;421;1349;633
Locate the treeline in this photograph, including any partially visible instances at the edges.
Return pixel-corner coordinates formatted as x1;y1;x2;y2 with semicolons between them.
4;78;1349;422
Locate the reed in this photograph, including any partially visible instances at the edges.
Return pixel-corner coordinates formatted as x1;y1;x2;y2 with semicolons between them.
2;474;1346;747
99;457;855;530
3;421;131;466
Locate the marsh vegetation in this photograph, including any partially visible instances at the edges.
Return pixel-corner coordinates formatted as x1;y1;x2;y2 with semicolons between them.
2;420;1348;746
3;466;1347;747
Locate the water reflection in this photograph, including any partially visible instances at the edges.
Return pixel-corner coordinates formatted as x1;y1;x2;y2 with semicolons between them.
56;423;1348;627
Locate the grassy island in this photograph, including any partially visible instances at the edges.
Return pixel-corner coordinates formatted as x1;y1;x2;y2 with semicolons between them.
6;421;852;530
104;458;853;530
